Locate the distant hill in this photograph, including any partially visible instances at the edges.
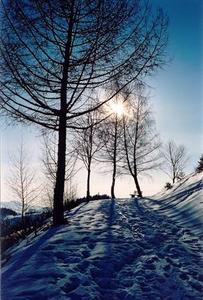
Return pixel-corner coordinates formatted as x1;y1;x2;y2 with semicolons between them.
0;201;21;213
0;201;46;214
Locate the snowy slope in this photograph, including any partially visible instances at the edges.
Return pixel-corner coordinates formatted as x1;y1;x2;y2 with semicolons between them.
142;172;203;236
2;188;203;300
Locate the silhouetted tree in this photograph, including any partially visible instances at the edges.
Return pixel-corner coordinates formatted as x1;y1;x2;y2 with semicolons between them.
122;89;161;197
98;95;126;198
74;109;103;201
162;141;188;184
196;154;203;173
1;0;168;224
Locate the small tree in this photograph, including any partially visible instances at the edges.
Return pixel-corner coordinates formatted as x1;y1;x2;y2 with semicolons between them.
195;154;203;173
162;141;188;184
8;142;40;225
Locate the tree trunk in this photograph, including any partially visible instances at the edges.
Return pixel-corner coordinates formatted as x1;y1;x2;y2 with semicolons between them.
111;117;118;199
21;206;24;228
111;171;116;199
86;165;91;202
53;114;66;225
133;175;142;198
53;3;74;225
172;171;175;184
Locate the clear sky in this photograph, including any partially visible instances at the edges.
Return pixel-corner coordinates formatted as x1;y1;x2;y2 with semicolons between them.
150;0;202;159
1;0;202;202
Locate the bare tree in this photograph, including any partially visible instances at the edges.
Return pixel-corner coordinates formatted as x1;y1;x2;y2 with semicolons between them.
42;132;77;185
162;140;188;184
64;177;78;208
1;0;168;224
122;90;161;197
7;142;40;225
74;109;103;201
42;183;54;210
98;96;126;199
41;131;77;207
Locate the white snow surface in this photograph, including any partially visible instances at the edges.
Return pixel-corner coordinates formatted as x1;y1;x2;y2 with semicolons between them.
2;173;203;300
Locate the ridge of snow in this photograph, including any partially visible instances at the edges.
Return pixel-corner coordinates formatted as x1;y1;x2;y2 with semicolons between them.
141;172;203;235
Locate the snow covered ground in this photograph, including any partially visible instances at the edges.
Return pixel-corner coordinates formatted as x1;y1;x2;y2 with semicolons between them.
142;172;203;236
1;174;203;300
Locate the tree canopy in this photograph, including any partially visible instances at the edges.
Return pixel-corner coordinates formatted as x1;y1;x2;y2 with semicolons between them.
0;0;168;224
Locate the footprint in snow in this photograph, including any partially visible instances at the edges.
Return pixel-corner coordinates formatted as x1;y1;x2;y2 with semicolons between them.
81;250;90;258
62;276;80;293
87;242;95;250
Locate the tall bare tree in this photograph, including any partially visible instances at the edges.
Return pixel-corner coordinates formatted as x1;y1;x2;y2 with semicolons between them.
122;90;161;197
8;142;40;224
74;109;103;201
162;140;188;184
1;0;168;224
109;114;123;199
98;96;126;198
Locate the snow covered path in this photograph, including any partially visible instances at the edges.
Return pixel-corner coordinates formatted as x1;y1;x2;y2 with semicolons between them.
2;198;203;300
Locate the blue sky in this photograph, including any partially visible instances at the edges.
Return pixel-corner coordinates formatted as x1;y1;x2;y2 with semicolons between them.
1;0;202;201
150;0;202;159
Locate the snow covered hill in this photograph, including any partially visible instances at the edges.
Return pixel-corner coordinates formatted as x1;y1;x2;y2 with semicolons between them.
142;172;203;235
1;173;203;300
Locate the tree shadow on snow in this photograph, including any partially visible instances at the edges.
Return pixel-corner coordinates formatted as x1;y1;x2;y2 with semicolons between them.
94;198;203;299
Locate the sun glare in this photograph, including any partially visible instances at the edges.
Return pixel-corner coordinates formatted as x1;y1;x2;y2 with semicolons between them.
110;102;125;117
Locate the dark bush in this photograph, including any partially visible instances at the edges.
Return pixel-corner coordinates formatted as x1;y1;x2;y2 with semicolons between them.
196;154;203;173
64;194;110;211
165;182;173;190
0;208;17;218
1;209;52;253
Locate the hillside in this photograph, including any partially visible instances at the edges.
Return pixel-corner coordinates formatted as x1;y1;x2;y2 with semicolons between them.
1;173;203;300
142;172;203;235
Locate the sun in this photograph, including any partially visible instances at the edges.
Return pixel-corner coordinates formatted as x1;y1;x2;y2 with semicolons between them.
110;101;125;117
